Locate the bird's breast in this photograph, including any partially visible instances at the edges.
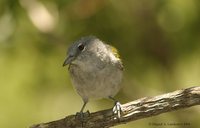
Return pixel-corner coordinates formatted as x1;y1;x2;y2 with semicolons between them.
68;61;123;100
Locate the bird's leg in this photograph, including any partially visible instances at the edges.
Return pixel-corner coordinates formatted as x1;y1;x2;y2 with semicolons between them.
75;100;90;120
76;101;87;119
80;101;87;113
75;100;90;127
109;96;122;119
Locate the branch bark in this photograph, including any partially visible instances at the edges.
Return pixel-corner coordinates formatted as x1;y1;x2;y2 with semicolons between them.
30;86;200;128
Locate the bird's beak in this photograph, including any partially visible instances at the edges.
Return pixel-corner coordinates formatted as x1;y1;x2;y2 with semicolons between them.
63;56;74;67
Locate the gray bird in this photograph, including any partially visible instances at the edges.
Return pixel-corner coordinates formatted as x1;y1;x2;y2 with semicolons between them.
63;36;123;117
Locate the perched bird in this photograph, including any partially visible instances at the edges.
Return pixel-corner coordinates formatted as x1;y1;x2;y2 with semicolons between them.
63;36;123;117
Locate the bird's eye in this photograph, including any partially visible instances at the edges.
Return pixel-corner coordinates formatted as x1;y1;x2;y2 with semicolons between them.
78;44;85;51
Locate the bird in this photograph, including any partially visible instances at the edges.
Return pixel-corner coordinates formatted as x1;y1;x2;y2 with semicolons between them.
63;36;123;118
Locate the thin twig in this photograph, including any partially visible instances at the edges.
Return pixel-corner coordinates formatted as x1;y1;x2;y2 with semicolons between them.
30;86;200;128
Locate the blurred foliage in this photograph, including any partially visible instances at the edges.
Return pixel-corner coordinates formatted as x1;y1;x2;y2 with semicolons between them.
0;0;200;127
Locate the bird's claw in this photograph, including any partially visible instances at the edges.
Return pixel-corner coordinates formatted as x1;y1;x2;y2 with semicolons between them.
75;111;90;127
112;101;122;119
75;110;90;120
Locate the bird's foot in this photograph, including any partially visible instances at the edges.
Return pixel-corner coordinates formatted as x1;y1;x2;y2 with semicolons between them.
75;111;90;127
75;110;90;120
112;101;122;119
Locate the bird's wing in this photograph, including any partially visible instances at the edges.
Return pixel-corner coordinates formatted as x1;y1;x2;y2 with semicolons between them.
106;44;124;71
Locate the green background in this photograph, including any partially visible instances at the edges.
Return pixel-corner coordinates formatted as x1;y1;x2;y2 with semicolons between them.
0;0;200;127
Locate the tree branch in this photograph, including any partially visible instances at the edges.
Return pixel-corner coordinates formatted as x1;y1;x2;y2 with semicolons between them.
30;86;200;128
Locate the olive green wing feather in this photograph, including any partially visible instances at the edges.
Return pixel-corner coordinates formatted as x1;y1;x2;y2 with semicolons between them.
106;44;124;71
